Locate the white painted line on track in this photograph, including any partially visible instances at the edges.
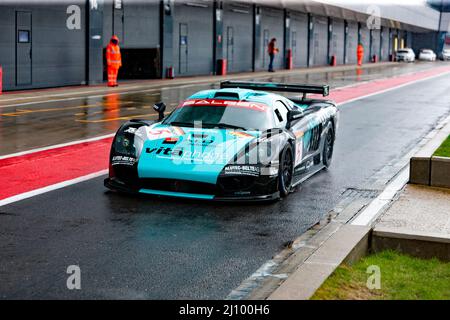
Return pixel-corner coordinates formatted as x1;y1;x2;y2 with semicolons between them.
338;70;450;107
351;167;410;226
0;134;115;160
0;170;108;207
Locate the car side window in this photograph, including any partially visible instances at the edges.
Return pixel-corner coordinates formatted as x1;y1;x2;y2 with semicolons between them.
273;100;290;128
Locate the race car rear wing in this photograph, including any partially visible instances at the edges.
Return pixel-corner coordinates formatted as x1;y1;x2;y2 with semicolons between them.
220;81;330;98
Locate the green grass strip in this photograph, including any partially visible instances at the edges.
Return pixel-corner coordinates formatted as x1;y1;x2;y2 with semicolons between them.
312;250;450;300
434;134;450;157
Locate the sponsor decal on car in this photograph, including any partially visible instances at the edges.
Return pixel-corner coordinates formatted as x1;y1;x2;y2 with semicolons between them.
187;133;215;146
112;155;136;166
229;131;254;139
224;165;260;176
163;137;179;144
180;99;268;112
171;126;185;136
147;126;185;141
295;158;314;174
146;146;182;156
148;127;173;139
124;127;137;134
295;138;303;166
146;146;227;163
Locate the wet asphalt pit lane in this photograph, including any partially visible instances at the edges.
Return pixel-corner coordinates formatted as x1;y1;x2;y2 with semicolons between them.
2;64;450;299
103;185;322;246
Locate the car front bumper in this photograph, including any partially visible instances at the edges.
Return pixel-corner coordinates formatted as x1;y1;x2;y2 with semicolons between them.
104;177;280;202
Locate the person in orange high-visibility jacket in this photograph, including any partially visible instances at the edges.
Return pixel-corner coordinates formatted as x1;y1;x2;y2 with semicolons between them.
106;35;122;87
357;43;364;66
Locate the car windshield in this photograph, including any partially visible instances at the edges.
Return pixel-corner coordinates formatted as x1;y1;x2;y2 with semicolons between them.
163;101;275;131
397;50;409;54
421;50;432;54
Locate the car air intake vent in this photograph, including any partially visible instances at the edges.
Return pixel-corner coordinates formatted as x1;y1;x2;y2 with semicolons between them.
218;176;256;191
213;92;240;100
308;125;322;152
139;178;216;195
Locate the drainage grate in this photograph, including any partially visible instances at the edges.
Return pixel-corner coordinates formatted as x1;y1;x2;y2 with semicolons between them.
341;188;379;199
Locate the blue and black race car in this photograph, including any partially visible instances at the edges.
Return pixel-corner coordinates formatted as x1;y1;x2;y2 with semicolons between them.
104;81;339;201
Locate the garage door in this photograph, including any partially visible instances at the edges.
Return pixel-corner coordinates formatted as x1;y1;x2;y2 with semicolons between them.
406;31;412;48
103;1;160;79
173;2;214;76
290;12;308;68
223;2;253;73
345;21;358;64
371;29;381;60
399;30;406;49
330;19;345;65
380;27;390;61
312;16;328;66
360;25;371;62
257;7;284;71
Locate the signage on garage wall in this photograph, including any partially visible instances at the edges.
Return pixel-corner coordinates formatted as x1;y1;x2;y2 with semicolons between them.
114;0;123;10
90;0;98;10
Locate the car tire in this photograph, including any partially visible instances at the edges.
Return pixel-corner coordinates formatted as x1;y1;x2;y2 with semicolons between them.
278;144;294;197
322;125;335;168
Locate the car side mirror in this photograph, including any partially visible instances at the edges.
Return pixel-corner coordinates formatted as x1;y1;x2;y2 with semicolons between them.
153;102;166;121
287;109;304;128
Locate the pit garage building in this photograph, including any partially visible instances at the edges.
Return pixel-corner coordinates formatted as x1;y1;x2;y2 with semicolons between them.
0;0;446;91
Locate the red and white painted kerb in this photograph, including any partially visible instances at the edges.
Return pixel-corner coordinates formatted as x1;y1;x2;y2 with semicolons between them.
0;135;113;206
1;65;450;206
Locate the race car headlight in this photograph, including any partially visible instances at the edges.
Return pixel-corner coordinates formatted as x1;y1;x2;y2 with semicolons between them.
114;135;136;156
113;125;146;159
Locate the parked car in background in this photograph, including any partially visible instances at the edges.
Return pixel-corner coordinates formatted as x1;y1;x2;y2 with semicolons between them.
396;48;415;62
418;49;437;61
439;48;450;60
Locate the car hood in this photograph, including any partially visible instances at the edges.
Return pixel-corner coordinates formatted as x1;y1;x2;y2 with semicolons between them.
137;124;261;184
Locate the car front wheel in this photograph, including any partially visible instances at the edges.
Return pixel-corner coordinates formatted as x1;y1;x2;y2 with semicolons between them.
323;126;335;168
278;144;294;197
